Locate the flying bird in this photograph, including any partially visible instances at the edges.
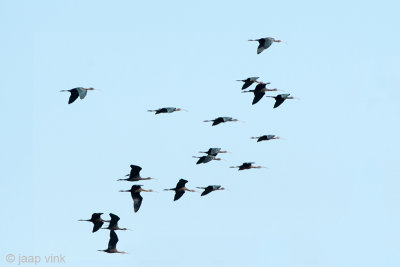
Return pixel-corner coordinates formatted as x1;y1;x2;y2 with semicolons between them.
236;77;261;90
164;179;196;201
192;155;222;164
203;117;240;126
242;83;280;105
199;148;228;156
248;37;282;54
147;107;186;114
102;213;129;231
251;135;280;142
230;162;266;171
267;94;295;108
78;213;108;233
119;185;154;213
118;165;155;182
60;87;95;104
196;185;225;196
98;230;127;254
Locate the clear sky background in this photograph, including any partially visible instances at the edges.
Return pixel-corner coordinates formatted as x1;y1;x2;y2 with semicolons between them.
1;0;399;266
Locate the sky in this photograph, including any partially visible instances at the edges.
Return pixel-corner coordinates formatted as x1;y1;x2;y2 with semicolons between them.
1;0;400;266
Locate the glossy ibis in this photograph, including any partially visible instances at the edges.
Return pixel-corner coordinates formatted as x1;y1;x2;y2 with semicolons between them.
148;107;186;114
248;37;282;54
102;213;129;231
267;94;295;108
196;185;225;196
164;179;196;201
251;135;280;142
119;185;154;212
230;162;266;171
98;230;127;254
78;213;109;233
236;77;261;90
192;155;222;164
203;117;240;126
60;87;95;104
242;83;280;105
118;165;155;182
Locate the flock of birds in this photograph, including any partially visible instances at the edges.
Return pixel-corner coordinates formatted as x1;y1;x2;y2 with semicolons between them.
66;36;296;254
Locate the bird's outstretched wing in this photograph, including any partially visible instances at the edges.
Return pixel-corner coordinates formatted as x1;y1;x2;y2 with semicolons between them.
108;213;120;228
132;193;143;213
201;186;214;196
92;221;104;233
76;87;88;99
176;179;188;189
174;190;185;201
252;91;265;105
129;165;142;179
90;213;102;221
273;97;286;108
196;157;205;164
108;230;118;250
68;90;79;104
242;80;253;90
257;38;273;54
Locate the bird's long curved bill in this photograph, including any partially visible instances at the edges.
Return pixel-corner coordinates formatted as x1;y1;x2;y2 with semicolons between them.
119;190;130;192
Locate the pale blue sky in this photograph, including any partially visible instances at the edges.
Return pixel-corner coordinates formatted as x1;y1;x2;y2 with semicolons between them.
1;0;400;266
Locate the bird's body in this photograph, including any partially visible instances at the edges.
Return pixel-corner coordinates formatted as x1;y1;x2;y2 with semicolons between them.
204;117;239;126
248;37;282;54
230;162;266;171
164;179;196;201
192;155;221;164
251;135;280;142
98;230;126;254
118;165;154;182
237;77;260;90
196;185;225;196
60;87;94;104
103;213;128;231
119;185;153;212
242;83;278;105
148;107;185;114
78;213;108;233
267;94;294;108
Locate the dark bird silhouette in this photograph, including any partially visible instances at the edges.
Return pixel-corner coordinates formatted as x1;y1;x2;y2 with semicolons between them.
147;107;186;114
192;155;222;164
248;37;282;54
60;87;95;104
251;135;280;142
119;185;154;213
242;83;280;105
230;162;266;171
203;117;240;126
164;179;196;201
118;165;155;182
78;213;108;233
196;185;225;196
236;77;261;90
98;230;127;254
102;213;129;231
199;148;228;156
267;94;295;108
